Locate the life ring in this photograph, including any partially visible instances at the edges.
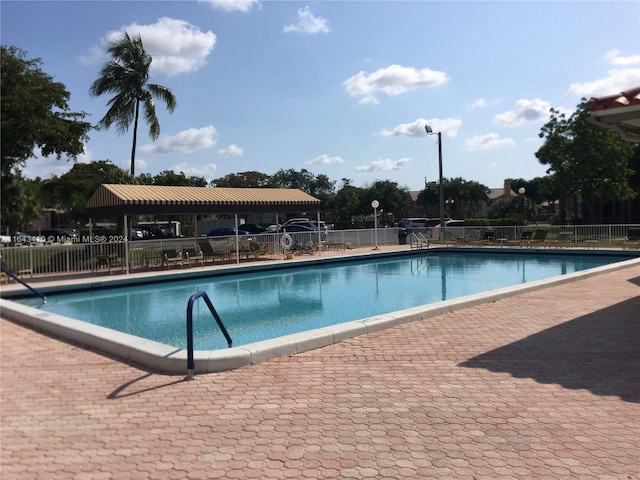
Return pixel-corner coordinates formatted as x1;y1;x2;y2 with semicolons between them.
280;233;293;250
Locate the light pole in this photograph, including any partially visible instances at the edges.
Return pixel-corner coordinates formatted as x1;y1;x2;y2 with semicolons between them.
371;199;379;250
445;198;455;217
425;124;445;242
518;187;526;223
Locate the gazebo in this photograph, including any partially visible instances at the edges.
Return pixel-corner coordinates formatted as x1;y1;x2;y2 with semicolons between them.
86;184;322;271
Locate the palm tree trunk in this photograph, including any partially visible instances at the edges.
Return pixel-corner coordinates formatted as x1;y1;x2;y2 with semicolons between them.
130;99;140;177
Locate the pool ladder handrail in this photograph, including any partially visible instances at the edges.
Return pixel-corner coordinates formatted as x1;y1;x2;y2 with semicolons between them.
0;266;46;303
411;232;430;250
185;290;232;380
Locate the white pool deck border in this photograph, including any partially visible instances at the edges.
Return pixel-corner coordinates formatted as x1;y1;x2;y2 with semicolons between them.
2;247;639;375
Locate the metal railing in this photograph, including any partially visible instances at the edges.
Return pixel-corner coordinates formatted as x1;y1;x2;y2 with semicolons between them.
1;224;638;280
185;290;232;380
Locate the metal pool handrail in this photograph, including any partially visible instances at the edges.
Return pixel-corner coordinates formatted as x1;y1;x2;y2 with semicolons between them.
0;266;46;304
185;290;232;380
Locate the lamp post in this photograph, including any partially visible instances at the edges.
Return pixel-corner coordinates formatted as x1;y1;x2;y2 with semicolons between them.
371;199;379;250
445;198;454;217
425;124;445;241
518;187;526;223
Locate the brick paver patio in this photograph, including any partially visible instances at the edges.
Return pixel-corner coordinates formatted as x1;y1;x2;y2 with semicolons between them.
1;256;639;479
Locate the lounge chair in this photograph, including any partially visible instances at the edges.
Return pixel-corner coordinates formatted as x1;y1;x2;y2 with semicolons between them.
249;241;268;258
183;246;204;267
508;229;534;246
196;238;220;263
623;228;640;249
548;231;574;247
162;248;183;269
524;229;548;247
0;254;34;280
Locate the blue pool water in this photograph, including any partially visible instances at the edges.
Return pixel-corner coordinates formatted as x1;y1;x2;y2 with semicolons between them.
17;251;631;350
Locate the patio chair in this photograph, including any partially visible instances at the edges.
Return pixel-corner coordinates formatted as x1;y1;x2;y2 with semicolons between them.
524;229;548;247
507;229;534;246
622;228;640;249
549;231;574;247
162;248;183;269
197;238;221;263
249;241;269;258
460;229;484;245
0;254;33;280
183;246;204;267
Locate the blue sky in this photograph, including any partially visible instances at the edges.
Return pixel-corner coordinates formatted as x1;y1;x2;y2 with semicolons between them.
2;1;639;191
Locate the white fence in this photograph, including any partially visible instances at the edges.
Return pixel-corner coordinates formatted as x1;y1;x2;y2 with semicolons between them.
1;224;639;279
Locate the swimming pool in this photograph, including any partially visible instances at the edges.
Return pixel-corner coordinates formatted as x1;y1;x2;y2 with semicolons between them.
2;248;639;374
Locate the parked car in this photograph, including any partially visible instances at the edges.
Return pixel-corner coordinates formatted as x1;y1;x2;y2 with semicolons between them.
133;224;173;239
130;227;145;240
281;224;316;233
207;227;250;237
281;223;328;240
401;218;429;228
430;220;465;240
240;223;268;234
39;229;80;243
283;219;328;232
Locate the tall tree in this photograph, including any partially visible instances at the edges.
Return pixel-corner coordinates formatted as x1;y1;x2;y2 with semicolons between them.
417;177;489;219
41;161;131;224
536;100;635;223
89;33;177;176
332;179;365;226
271;168;336;210
1;173;43;234
363;180;412;222
1;46;91;176
211;171;273;188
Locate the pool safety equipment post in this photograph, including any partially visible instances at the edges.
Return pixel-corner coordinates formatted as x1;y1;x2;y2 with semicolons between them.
371;200;380;250
425;124;445;242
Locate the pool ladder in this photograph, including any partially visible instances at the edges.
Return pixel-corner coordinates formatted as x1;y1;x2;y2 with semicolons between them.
0;266;46;303
411;232;430;250
185;290;232;380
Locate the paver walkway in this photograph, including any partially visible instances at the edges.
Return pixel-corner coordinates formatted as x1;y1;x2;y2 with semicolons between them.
1;259;639;479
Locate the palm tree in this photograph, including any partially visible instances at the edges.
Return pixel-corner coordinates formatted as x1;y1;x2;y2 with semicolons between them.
89;33;176;176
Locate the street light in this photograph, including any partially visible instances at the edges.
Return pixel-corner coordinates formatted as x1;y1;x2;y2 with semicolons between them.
445;198;455;217
371;199;380;250
425;124;445;241
518;187;526;223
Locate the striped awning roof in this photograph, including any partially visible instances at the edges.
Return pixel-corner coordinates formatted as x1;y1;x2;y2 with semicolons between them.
86;184;321;216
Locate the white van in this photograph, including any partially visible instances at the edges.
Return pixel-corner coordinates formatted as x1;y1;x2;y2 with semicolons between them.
401;218;429;228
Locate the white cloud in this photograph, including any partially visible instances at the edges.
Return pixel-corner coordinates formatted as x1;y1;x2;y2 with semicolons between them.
136;158;149;172
171;162;218;180
603;49;640;67
217;144;244;157
464;133;515;151
307;154;344;165
494;98;551;127
22;147;93;179
344;65;447;105
567;68;640;98
469;98;487;108
82;18;216;77
567;49;640;98
356;157;411;173
199;0;261;12
283;6;330;34
380;118;462;138
140;126;218;154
